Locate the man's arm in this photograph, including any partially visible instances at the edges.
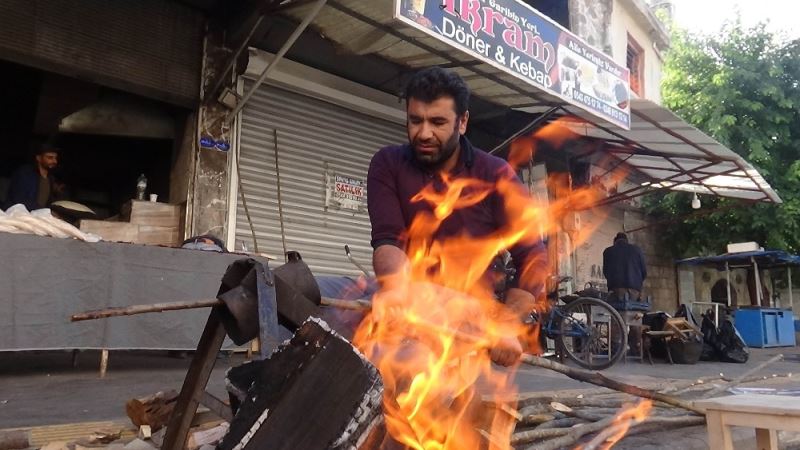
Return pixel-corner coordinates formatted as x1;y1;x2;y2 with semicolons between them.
373;244;409;281
367;148;409;284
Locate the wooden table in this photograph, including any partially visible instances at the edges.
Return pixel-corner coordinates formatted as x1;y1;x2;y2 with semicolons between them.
696;394;800;450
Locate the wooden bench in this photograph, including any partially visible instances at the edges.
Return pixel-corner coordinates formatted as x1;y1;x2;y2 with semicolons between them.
696;394;800;450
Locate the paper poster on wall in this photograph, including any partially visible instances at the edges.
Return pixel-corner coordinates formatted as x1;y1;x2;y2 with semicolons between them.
325;171;367;212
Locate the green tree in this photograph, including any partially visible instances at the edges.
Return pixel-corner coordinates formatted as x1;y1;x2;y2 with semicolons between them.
643;22;800;257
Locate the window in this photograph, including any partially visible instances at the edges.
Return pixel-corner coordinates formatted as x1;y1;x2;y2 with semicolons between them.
626;34;644;97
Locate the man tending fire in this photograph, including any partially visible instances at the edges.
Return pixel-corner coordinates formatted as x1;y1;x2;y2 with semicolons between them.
359;67;553;448
365;67;548;367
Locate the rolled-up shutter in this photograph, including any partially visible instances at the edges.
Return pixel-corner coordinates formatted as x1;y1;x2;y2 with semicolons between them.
235;83;405;276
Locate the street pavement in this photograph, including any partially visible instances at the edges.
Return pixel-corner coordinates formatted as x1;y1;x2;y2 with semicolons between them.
1;346;798;448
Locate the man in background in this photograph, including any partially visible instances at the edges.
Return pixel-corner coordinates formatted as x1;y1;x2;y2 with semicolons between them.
5;143;63;210
603;232;647;300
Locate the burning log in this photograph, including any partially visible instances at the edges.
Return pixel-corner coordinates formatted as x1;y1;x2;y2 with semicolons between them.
218;318;384;450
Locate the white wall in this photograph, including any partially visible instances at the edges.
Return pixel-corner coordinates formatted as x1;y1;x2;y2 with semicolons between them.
610;0;665;104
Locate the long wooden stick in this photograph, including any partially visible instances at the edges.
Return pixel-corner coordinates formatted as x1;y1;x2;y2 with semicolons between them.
526;415;704;450
71;299;223;321
519;354;706;415
702;353;784;398
70;297;371;322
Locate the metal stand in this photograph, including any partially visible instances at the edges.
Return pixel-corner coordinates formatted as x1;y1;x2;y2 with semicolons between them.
162;308;228;450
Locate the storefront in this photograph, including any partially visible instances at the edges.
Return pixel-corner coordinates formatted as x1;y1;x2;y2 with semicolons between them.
220;0;780;314
0;0;203;244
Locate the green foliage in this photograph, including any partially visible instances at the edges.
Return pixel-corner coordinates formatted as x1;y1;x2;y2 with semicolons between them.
644;22;800;257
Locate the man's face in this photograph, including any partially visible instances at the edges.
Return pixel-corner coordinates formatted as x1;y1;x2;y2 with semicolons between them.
407;96;468;168
36;152;58;171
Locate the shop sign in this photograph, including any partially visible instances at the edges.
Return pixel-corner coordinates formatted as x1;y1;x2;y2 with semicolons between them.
394;0;632;129
326;171;367;212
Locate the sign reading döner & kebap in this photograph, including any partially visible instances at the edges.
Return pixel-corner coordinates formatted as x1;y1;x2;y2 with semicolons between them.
395;0;632;129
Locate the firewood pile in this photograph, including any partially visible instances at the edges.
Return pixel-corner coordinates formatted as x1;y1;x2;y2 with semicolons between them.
488;354;793;449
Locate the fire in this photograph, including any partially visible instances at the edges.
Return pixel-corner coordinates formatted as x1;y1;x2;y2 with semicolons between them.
353;119;628;449
580;400;653;450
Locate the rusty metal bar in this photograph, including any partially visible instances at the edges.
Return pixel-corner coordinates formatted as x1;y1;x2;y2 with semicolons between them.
226;0;329;123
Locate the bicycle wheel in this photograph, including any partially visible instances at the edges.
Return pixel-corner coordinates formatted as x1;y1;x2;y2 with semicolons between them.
556;297;627;370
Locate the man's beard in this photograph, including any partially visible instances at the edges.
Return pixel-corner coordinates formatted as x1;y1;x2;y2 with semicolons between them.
412;128;460;169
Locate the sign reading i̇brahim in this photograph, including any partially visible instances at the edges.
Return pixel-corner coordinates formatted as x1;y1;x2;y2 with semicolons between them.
395;0;632;130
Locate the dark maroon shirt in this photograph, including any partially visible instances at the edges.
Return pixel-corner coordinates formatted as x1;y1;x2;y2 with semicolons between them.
367;136;546;296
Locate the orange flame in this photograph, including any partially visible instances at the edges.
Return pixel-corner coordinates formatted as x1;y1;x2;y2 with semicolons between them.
578;400;653;450
354;119;628;449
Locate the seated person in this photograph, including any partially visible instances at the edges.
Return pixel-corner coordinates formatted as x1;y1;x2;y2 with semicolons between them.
5;143;64;210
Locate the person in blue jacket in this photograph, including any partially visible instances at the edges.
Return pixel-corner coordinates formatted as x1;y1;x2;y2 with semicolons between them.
603;232;647;301
5;143;63;210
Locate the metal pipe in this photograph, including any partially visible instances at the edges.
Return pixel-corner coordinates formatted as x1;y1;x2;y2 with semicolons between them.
725;261;732;309
752;257;763;307
788;266;794;313
226;0;329;123
209;15;265;101
488;106;560;155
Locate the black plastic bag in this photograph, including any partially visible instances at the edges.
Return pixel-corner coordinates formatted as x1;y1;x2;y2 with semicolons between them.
718;319;749;363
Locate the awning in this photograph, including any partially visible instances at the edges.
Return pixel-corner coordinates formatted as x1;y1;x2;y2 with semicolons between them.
517;101;781;204
677;250;800;269
278;0;781;204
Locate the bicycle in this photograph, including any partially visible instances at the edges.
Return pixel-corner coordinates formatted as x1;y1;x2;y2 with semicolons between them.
525;276;628;370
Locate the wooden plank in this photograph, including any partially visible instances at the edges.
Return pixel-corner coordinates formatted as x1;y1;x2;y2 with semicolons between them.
705;410;733;450
219;319;383;450
78;220;178;246
755;428;778;450
697;394;800;416
122;200;182;228
79;220;138;242
161;309;227;450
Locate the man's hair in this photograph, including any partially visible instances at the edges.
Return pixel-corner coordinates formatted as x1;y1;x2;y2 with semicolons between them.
614;232;628;243
35;142;60;156
404;67;470;117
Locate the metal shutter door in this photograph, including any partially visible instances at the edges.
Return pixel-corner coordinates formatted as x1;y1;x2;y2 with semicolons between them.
235;83;405;276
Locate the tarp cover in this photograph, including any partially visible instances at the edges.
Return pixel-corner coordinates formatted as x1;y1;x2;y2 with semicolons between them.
676;250;800;270
0;233;267;351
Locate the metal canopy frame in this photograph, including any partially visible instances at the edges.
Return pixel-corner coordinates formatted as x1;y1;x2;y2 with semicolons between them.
516;103;781;206
273;0;780;206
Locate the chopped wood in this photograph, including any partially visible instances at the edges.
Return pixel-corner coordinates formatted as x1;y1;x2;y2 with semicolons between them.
88;429;123;444
137;425;152;441
219;318;384;450
187;423;229;450
519;354;705;414
0;430;29;450
125;390;179;431
518;413;556;426
702;354;784;398
533;417;585;430
526;414;705;450
510;427;571;446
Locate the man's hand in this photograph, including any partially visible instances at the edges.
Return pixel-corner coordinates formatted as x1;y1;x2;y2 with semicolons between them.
490;336;523;367
505;287;536;317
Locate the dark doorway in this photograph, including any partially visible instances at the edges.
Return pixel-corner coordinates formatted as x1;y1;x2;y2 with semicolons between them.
711;279;736;307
